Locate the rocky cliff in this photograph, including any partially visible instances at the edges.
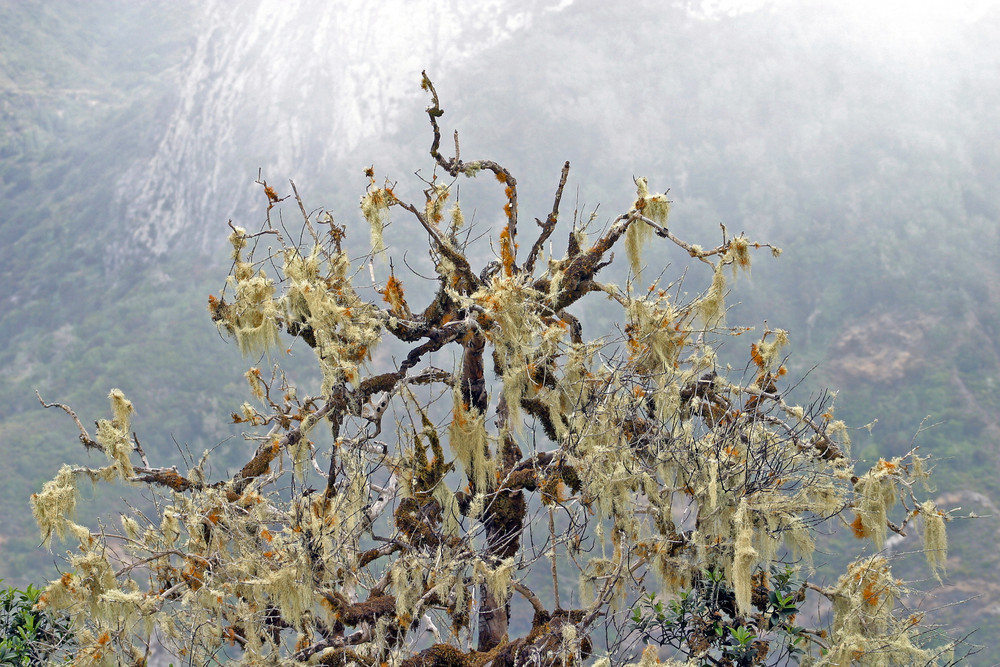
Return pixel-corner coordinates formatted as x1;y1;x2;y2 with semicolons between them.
114;0;575;256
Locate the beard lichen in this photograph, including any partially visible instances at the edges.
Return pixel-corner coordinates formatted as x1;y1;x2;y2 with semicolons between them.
920;500;948;581
474;557;516;608
30;464;80;547
360;183;394;257
731;499;759;616
626;177;669;280
96;389;135;480
282;244;383;390
449;389;494;492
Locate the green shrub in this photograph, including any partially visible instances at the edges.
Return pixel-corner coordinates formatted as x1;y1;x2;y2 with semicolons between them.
0;581;73;665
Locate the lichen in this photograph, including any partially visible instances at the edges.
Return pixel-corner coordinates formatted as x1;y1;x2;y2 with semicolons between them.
627;177;669;280
30;464;79;547
697;264;727;328
449;390;494;492
920;501;947;580
732;499;758;615
95;389;135;480
360;185;393;256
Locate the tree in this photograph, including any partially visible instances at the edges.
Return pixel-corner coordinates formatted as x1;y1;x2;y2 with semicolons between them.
31;74;964;666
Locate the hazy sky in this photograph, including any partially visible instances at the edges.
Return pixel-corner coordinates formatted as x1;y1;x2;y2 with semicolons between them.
687;0;998;22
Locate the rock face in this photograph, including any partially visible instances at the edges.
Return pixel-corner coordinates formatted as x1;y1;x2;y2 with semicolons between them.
114;0;574;257
827;312;937;383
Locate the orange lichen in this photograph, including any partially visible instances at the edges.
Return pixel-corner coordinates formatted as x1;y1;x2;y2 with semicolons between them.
850;514;869;538
500;225;516;275
862;582;881;606
526;363;544;391
181;556;209;591
875;459;897;472
382;274;409;316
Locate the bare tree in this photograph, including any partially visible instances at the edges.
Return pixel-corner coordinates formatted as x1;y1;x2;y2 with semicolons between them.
31;74;964;667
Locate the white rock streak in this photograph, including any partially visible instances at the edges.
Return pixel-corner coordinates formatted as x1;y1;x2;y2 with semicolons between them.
115;0;574;255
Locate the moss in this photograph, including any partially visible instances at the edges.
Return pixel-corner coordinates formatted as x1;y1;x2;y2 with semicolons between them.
400;643;471;667
317;648;374;667
394;496;443;548
490;637;529;667
483;490;525;560
236;441;280;484
491;610;591;667
134;469;193;492
330;593;396;626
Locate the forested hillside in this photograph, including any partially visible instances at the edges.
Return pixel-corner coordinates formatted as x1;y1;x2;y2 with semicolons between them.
2;0;999;661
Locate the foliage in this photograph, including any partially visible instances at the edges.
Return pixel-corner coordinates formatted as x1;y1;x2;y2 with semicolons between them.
28;75;966;666
0;581;73;665
629;566;806;667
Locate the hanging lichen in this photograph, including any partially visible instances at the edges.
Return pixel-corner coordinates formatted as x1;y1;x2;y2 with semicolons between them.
853;460;899;549
94;389;135;480
731;499;758;616
449;389;494;492
697;264;727;328
626;177;669;279
282;244;382;389
360;180;395;256
474;557;516;607
920;501;948;580
30;464;80;547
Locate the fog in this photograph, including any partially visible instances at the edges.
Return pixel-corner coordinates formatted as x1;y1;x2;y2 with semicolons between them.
2;0;999;661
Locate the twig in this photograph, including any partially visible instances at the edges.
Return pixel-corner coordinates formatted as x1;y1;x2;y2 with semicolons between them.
525;161;571;274
35;390;100;452
549;507;561;609
289;179;320;247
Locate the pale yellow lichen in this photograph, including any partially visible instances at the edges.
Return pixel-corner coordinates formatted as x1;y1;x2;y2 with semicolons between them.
31;465;81;547
732;499;758;615
720;235;752;280
755;330;789;372
474;557;515;606
920;501;947;580
697;265;727;328
93;389;136;480
360;186;392;256
449;390;494;492
627;177;669;280
425;183;450;226
854;465;897;549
